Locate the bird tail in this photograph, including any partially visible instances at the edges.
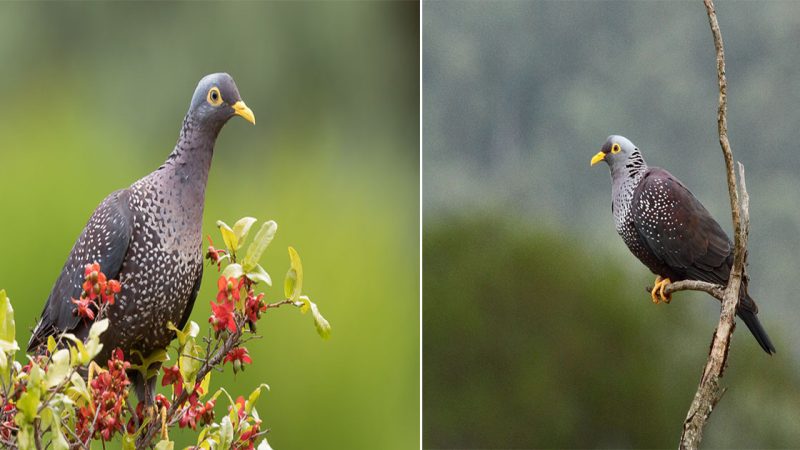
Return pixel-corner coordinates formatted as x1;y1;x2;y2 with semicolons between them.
737;293;776;355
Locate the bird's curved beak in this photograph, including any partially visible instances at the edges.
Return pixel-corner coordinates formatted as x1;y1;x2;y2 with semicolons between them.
232;101;256;125
590;151;605;166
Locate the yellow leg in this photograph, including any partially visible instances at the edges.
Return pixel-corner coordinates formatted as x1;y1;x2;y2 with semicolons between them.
161;405;168;440
659;277;672;304
650;276;672;304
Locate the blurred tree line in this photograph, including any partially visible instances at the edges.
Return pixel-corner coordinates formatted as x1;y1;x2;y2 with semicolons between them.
424;1;800;446
424;219;800;448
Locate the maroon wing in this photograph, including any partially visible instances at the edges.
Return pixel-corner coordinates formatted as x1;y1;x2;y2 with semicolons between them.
631;168;733;284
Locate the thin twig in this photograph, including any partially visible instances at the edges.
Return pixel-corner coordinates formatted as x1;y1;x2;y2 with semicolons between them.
33;419;42;450
61;416;90;450
644;279;726;302
137;322;244;447
679;1;750;448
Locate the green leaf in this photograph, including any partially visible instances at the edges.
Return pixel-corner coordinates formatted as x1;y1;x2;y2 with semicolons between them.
245;264;272;286
222;263;244;280
245;383;270;415
122;434;137;450
242;221;277;271
198;371;212;398
15;391;40;424
44;348;71;389
284;246;304;301
167;321;199;348
16;368;42;423
39;405;54;430
0;289;19;382
216;220;238;253
47;335;57;354
180;339;204;391
122;416;152;448
220;415;235;449
88;318;109;340
211;387;235;408
129;348;170;381
58;333;81;363
298;295;311;314
84;318;109;362
66;372;90;403
52;426;69;450
232;217;258;249
154;440;174;450
195;426;210;445
303;296;332;340
0;290;15;343
15;423;35;450
196;440;214;450
0;337;18;353
40;407;69;450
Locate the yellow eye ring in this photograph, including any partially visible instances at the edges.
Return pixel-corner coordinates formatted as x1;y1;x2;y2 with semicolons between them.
611;143;621;154
207;87;223;106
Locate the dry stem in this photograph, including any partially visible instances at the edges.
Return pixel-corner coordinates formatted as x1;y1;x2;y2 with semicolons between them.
679;1;750;448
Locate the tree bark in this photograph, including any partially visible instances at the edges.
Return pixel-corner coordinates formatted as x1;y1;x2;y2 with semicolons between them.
677;1;751;448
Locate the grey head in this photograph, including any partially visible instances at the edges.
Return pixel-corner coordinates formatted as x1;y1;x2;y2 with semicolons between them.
187;73;255;132
590;135;647;181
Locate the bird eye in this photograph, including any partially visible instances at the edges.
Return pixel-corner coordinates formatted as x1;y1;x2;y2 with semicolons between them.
207;87;223;106
611;143;621;154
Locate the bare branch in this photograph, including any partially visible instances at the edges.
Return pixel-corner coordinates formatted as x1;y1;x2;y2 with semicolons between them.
644;280;726;301
679;1;751;448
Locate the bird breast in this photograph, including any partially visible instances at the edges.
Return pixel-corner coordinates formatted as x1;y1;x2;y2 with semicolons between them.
109;177;203;354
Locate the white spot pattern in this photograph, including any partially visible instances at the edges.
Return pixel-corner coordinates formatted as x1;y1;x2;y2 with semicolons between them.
31;114;217;366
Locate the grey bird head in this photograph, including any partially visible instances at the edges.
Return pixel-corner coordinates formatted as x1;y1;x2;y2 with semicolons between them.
187;73;255;131
590;135;638;168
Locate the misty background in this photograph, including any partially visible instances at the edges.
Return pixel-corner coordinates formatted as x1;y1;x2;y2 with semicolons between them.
0;2;419;449
424;1;800;448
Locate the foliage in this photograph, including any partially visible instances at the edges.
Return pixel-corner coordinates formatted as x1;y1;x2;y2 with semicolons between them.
0;217;330;449
423;218;800;448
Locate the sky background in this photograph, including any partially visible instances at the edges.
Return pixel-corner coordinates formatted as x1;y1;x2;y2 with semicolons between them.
424;1;800;448
0;2;419;449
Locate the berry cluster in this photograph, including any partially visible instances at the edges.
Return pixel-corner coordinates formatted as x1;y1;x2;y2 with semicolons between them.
71;262;121;320
209;276;241;335
76;348;130;442
245;289;267;331
224;347;253;374
205;236;229;270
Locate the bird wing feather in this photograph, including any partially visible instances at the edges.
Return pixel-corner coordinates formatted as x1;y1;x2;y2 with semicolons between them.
632;168;733;284
28;189;133;351
177;264;203;332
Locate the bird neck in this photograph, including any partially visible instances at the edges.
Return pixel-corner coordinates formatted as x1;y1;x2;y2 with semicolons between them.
611;151;648;200
163;114;218;183
612;150;648;183
153;114;219;222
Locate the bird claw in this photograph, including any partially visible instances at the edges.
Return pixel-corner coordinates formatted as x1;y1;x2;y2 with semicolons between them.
650;276;672;304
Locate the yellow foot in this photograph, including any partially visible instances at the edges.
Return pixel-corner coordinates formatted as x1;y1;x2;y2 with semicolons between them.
650;276;673;304
160;405;168;440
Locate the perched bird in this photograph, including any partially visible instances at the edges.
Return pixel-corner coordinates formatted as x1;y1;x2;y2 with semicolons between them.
28;73;256;399
591;135;775;354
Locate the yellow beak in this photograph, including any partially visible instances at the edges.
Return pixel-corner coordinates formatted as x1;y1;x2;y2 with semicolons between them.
590;151;606;166
232;101;256;125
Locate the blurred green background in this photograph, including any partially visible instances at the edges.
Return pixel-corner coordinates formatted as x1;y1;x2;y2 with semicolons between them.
424;1;800;448
0;2;418;449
